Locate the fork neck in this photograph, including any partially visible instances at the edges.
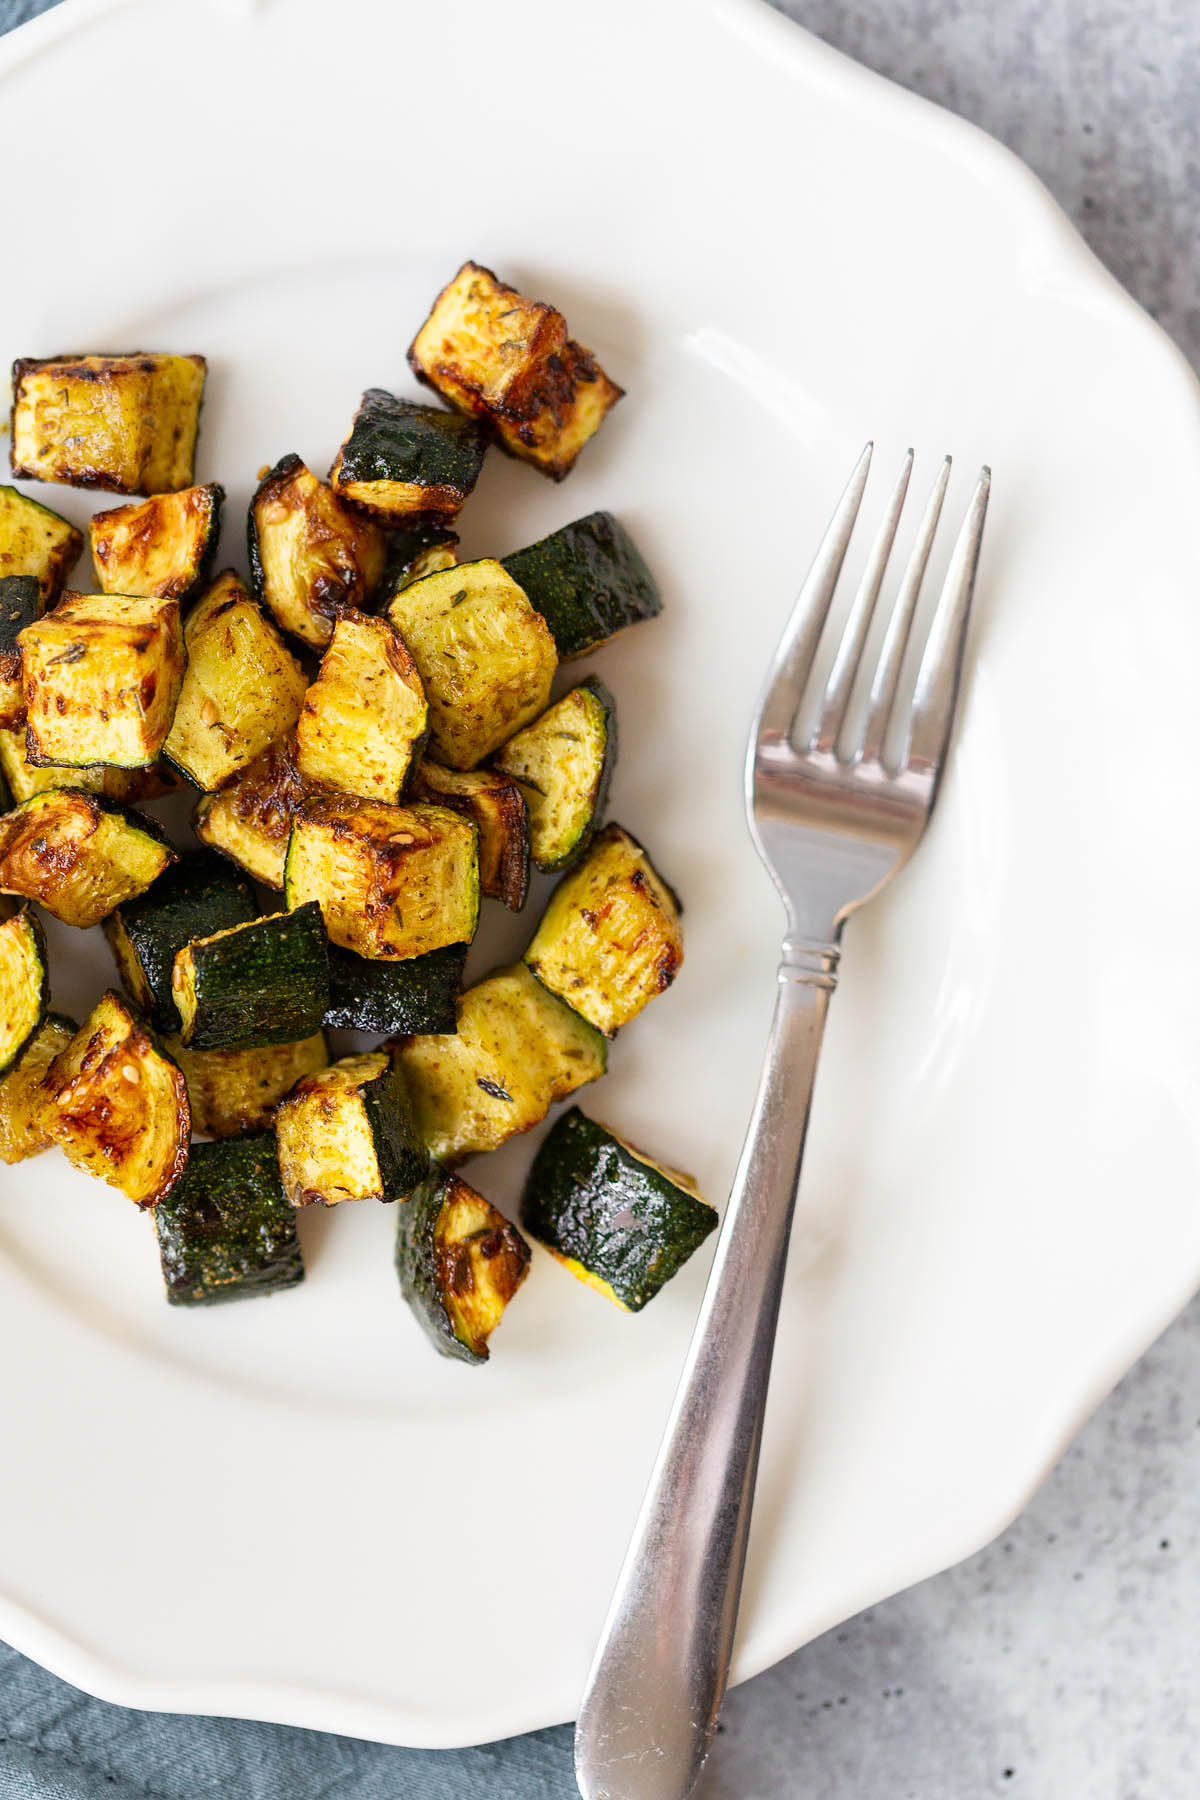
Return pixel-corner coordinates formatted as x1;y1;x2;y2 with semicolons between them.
779;933;840;990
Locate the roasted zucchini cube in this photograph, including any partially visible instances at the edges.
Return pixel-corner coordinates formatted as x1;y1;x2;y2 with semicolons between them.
164;1032;329;1140
248;455;387;649
275;1051;427;1207
524;824;682;1035
21;591;185;768
0;788;175;927
410;759;529;910
164;572;308;791
329;389;487;525
394;962;606;1164
103;851;259;1035
501;511;662;660
10;353;207;494
154;1134;304;1307
493;678;615;872
89;483;224;604
0;724;179;807
295;610;427;802
386;558;556;769
324;940;466;1035
408;262;622;480
43;991;190;1206
193;736;309;889
171;902;329;1052
0;1012;76;1165
0;576;40;728
285;796;479;961
0;904;48;1076
0;486;81;607
521;1108;718;1312
397;1167;531;1364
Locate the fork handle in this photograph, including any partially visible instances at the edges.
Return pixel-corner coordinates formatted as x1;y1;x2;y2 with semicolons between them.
574;939;838;1800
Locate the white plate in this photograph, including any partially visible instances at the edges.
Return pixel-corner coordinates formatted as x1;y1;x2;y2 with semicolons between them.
2;0;1200;1752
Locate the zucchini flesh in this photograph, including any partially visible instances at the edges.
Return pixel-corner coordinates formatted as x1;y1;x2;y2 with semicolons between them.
276;1051;427;1206
154;1133;304;1306
165;1032;329;1139
492;677;615;871
103;851;259;1034
284;796;479;961
0;1012;76;1165
501;511;662;659
171;902;329;1051
193;736;309;889
0;485;82;607
524;824;682;1035
386;558;557;769
165;572;308;791
10;353;207;494
0;788;175;928
396;1167;530;1364
21;591;186;768
521;1107;717;1312
395;962;606;1164
295;609;427;802
329;389;487;524
89;484;223;603
324;940;466;1035
0;576;40;728
248;455;387;648
407;261;622;479
43;990;190;1206
0;905;48;1075
0;724;178;807
410;758;528;910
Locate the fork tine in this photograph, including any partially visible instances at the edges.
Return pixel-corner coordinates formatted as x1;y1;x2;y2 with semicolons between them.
813;450;913;754
905;466;991;774
756;442;873;745
859;457;951;764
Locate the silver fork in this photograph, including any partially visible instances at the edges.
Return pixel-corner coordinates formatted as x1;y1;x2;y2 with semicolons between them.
574;443;991;1800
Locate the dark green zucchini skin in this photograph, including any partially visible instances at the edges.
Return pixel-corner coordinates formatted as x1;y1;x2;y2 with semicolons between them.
154;1133;304;1306
363;1057;429;1199
500;512;662;659
184;901;329;1050
0;575;40;658
324;940;465;1034
373;524;460;612
335;390;486;511
521;1108;717;1311
104;852;259;1033
396;1172;475;1362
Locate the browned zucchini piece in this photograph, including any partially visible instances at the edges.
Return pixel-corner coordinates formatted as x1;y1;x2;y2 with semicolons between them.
408;261;622;479
275;1051;427;1206
492;678;615;871
0;904;48;1076
164;572;308;791
248;455;387;649
0;789;175;927
89;483;224;603
329;389;487;524
10;353;207;494
42;991;190;1206
0;486;82;608
295;610;427;802
0;1012;76;1165
164;1032;328;1138
410;758;528;910
396;1167;530;1364
21;591;185;768
193;736;309;889
0;725;178;807
0;576;39;729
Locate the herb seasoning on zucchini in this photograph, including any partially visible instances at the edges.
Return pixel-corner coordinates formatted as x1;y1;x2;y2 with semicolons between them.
89;484;224;603
10;353;207;494
294;609;427;802
0;576;40;729
520;1107;717;1312
524;824;682;1034
396;1167;530;1364
193;736;309;889
501;511;662;659
171;902;329;1051
248;454;387;648
0;485;82;607
0;789;176;928
165;1033;329;1140
410;759;529;910
0;1012;76;1165
0;904;49;1076
155;1133;305;1307
276;1051;427;1206
329;389;487;525
21;591;186;769
324;940;466;1035
492;678;615;871
104;852;259;1035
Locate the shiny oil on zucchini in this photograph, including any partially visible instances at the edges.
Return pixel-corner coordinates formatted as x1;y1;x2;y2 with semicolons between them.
104;851;259;1033
42;991;190;1206
0;576;40;728
524;824;682;1035
155;1133;304;1307
295;610;427;802
276;1051;427;1207
394;962;606;1164
248;455;387;648
284;796;479;960
0;788;175;927
408;262;622;480
171;902;329;1051
165;1032;329;1139
329;389;487;525
164;572;308;791
10;353;207;494
493;677;615;871
193;736;309;889
324;940;466;1035
0;725;179;807
396;1167;530;1364
410;758;529;910
0;485;82;607
89;484;223;604
386;558;557;769
21;591;185;768
0;1011;76;1165
501;511;662;659
0;904;48;1076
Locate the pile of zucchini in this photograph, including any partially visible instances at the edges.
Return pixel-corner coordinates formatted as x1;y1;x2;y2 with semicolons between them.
0;262;718;1363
